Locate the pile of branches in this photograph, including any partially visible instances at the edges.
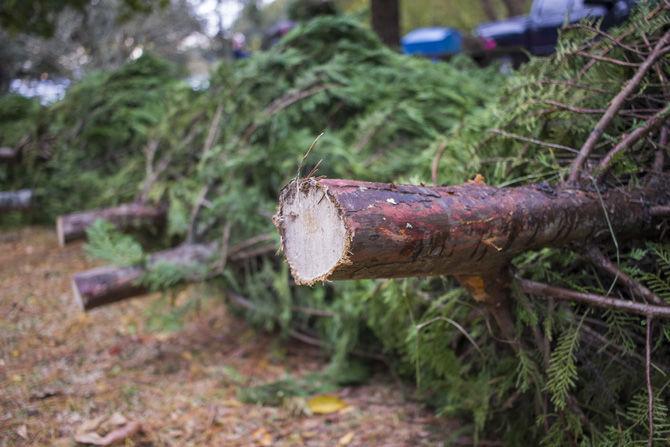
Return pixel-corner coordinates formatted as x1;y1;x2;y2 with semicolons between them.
4;4;670;444
0;54;185;221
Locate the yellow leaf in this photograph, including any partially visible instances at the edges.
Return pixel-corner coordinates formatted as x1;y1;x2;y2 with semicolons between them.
307;394;348;414
260;433;273;446
338;431;355;446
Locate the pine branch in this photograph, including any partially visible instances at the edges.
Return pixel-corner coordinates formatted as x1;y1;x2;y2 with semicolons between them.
568;30;670;184
595;105;670;182
584;246;663;305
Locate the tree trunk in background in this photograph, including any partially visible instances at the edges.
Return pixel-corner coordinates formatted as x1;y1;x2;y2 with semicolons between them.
370;0;400;48
480;0;499;21
501;0;526;17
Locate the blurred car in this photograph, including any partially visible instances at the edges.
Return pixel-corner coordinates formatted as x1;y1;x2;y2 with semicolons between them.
472;0;634;66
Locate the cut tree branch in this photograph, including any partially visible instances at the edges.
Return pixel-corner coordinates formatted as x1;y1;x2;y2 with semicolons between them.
72;242;217;310
568;30;670;183
274;177;669;285
56;203;166;246
518;278;670;318
584;246;662;305
595;105;670;181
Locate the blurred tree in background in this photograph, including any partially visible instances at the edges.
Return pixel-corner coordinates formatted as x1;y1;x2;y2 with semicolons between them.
0;0;202;94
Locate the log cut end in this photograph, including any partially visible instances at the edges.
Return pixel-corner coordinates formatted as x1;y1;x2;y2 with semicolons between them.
71;277;85;310
56;216;66;247
275;180;349;285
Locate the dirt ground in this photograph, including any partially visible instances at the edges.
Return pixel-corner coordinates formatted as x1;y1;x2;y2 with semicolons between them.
1;227;449;446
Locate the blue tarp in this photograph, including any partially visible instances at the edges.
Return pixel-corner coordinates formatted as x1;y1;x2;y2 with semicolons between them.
401;27;462;57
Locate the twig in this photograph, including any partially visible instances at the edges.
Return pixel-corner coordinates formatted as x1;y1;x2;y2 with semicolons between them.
646;316;654;447
653;126;667;172
575;51;640;67
595;105;670;182
569;30;670;183
490;129;578;154
431;140;447;186
199;103;224;167
584;246;662;305
240;83;334;143
185;184;211;244
518;278;670;318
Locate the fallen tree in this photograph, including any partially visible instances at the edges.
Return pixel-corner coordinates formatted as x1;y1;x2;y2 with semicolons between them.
56;202;165;246
0;189;33;212
275;177;669;284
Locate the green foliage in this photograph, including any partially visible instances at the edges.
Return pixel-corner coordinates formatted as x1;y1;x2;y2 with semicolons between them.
0;94;41;147
1;53;185;221
84;219;144;266
546;318;583;410
0;0;167;36
11;6;670;444
238;359;370;406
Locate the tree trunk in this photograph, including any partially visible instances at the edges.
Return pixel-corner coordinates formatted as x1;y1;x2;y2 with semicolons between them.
370;0;400;48
274;177;669;285
480;0;499;21
56;202;165;246
72;243;217;310
500;0;525;17
0;189;32;212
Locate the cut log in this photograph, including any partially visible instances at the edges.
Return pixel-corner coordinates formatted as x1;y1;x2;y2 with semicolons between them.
0;189;33;212
0;147;17;163
274;178;670;285
56;202;165;246
72;243;217;310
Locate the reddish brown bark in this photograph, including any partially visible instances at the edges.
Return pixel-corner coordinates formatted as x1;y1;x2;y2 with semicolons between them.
56;202;165;246
0;189;32;212
275;177;670;284
72;243;216;310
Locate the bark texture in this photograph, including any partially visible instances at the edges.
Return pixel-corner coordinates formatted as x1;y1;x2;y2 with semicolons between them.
0;189;32;212
370;0;400;48
275;177;670;284
56;202;165;246
72;243;216;310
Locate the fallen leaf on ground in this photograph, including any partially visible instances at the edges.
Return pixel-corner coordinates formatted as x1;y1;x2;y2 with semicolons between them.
75;413;141;446
307;394;348;414
16;425;28;440
338;431;355;446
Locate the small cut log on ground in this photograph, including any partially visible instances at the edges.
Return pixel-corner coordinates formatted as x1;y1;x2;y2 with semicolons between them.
0;189;33;212
72;243;217;310
71;236;276;310
56;202;165;246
